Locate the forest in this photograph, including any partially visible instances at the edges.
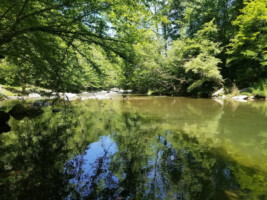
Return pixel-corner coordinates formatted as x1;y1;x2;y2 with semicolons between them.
0;0;266;98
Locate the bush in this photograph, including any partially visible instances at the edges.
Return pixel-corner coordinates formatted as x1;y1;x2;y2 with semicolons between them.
252;80;267;98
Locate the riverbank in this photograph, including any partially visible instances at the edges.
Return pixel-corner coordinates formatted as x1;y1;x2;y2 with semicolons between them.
0;85;132;101
0;84;266;103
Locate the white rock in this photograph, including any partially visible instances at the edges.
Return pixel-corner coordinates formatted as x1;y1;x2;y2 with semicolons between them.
212;88;224;97
118;89;125;94
110;88;119;92
65;93;77;98
63;93;78;100
100;90;108;94
82;92;89;95
28;93;41;98
232;95;248;102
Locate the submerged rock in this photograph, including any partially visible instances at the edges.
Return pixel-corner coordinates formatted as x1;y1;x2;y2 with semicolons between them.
0;111;10;123
8;104;44;120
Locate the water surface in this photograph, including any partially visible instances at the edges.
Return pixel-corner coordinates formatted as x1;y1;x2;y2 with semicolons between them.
0;97;267;200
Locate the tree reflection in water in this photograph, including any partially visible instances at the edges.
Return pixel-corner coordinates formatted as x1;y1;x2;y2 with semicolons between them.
0;98;267;200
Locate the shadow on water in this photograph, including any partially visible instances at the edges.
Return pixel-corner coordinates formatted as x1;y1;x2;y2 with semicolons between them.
0;97;267;200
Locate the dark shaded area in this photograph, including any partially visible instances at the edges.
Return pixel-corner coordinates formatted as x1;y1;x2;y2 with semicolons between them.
0;111;10;123
8;104;44;120
0;111;11;134
0;123;10;134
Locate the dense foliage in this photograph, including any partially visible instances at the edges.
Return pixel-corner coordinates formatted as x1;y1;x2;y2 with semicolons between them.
0;0;266;96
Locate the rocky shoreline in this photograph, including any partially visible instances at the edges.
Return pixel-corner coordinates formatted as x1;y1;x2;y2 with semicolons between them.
212;88;266;102
2;88;132;101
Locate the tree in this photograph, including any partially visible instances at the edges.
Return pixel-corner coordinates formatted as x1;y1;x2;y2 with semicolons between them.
168;20;223;96
0;0;152;91
228;0;267;87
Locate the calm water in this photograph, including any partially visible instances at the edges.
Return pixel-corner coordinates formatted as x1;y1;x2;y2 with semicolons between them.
0;96;267;200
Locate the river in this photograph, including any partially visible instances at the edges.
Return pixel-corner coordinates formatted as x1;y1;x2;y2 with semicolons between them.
0;96;267;200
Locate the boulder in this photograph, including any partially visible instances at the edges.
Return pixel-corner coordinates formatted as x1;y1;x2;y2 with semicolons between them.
29;93;42;98
64;93;78;100
232;95;248;102
81;92;89;95
212;88;224;97
110;88;119;92
0;111;10;123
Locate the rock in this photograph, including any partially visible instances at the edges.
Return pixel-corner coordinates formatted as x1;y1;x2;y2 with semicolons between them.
28;93;41;98
7;96;20;100
212;88;224;97
232;95;248;102
118;89;125;94
8;104;44;120
81;92;89;95
0;111;10;123
52;109;62;113
64;93;78;100
110;88;119;92
109;91;117;95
